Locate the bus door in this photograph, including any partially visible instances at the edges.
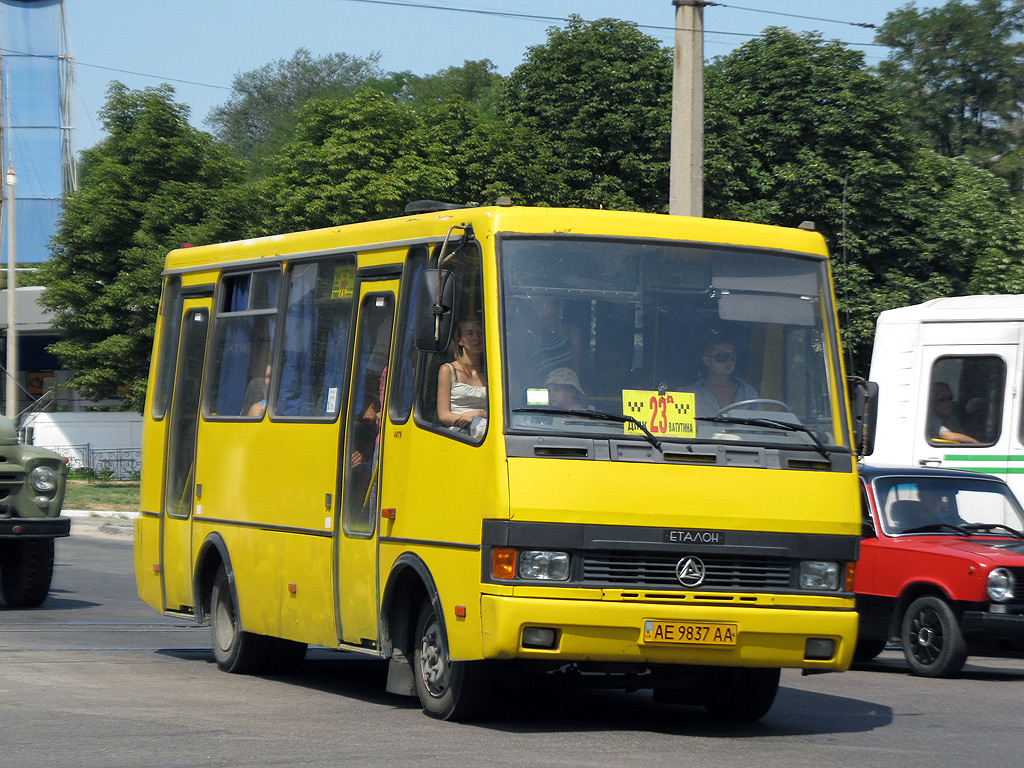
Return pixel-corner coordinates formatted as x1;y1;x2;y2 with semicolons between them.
915;344;1015;486
337;285;396;648
161;302;210;613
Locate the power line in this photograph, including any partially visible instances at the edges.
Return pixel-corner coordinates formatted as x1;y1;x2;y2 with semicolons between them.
707;2;877;30
330;0;889;46
0;47;231;92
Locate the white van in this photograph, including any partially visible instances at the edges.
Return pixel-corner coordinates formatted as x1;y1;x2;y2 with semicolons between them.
868;295;1024;497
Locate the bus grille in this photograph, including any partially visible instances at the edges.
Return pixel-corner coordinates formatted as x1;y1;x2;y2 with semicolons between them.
582;551;793;590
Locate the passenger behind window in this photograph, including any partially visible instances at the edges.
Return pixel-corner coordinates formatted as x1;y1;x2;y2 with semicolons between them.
436;318;487;438
245;364;272;418
687;335;758;416
523;297;581;384
927;382;979;444
545;367;591;411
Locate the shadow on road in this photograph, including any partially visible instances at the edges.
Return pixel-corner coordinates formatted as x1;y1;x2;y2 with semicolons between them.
151;648;896;737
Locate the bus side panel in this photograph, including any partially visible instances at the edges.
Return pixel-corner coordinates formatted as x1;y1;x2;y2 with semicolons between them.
214;525;337;647
134;513;162;611
193;418;341;643
377;427;508;660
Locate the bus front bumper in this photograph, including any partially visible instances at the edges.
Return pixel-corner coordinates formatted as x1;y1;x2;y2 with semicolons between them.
479;594;858;671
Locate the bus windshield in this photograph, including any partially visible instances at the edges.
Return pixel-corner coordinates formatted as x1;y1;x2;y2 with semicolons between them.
501;235;847;453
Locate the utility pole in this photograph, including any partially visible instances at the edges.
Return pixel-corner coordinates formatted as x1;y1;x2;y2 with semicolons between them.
5;162;16;420
669;0;704;217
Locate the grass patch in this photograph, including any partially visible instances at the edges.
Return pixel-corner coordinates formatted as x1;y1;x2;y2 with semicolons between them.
63;479;140;512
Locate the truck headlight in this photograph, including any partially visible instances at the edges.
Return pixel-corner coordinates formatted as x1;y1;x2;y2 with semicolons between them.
799;560;840;591
518;551;570;581
28;465;59;494
987;568;1014;602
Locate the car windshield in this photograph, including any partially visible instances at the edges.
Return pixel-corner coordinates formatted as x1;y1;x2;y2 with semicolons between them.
500;235;847;452
873;475;1024;536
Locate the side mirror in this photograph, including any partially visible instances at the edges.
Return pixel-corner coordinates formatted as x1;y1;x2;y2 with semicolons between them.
414;270;456;352
850;378;879;457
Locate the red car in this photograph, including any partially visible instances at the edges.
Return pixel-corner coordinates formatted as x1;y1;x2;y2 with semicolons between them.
855;464;1024;676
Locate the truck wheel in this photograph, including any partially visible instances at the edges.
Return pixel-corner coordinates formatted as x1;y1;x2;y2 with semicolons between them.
0;538;55;608
412;599;492;720
900;595;967;677
210;565;271;674
699;667;780;721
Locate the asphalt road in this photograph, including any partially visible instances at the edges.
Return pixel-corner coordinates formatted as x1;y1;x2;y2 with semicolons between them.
2;520;1022;767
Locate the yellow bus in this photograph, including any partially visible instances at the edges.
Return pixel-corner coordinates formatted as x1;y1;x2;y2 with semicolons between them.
135;202;863;722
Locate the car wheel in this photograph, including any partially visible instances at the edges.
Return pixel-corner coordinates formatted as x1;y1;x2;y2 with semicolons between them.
0;538;55;608
900;595;967;677
210;565;272;674
853;636;888;661
412;599;492;720
699;667;780;721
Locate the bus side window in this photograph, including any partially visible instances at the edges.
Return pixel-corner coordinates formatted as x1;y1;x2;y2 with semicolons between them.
151;275;183;421
274;259;354;419
204;269;280;419
389;247;428;424
414;243;485;437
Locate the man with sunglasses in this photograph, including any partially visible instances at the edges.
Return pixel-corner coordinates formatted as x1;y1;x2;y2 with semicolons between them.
927;381;979;444
689;338;759;417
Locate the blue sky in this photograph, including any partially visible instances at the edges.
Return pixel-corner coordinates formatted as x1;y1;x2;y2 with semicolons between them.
64;0;935;151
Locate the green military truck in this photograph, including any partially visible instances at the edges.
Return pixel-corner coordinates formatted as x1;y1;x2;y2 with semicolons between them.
0;415;69;607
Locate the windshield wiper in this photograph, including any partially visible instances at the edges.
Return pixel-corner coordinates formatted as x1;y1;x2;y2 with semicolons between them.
513;407;663;453
901;523;973;536
960;523;1024;539
696;416;831;460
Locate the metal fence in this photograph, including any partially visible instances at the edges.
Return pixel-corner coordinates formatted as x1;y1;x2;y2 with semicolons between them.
39;444;141;481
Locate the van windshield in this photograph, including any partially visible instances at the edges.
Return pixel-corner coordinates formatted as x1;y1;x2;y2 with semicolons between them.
500;236;847;452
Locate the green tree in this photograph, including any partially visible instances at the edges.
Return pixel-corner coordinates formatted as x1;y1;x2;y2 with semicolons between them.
704;28;1024;371
263;89;456;231
876;0;1024;188
206;48;384;172
38;83;249;408
499;15;672;211
375;59;503;118
261;88;562;233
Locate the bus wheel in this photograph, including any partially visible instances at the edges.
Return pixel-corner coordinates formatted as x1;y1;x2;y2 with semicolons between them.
210;565;271;674
900;595;967;677
0;539;55;608
854;636;888;661
699;667;780;721
412;599;492;721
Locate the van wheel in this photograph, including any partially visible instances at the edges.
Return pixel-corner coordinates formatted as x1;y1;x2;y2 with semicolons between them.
699;667;780;721
0;539;55;608
210;565;271;674
412;599;492;720
900;595;967;677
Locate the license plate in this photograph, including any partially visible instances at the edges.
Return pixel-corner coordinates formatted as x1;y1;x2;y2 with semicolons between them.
643;620;738;645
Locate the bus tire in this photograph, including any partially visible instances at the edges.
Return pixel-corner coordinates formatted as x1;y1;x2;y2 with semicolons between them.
699;667;780;721
0;538;55;608
210;565;271;674
412;599;492;720
854;635;888;661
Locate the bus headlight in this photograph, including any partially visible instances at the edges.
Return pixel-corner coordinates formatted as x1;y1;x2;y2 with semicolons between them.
28;465;59;494
987;568;1014;602
518;551;570;581
799;561;840;591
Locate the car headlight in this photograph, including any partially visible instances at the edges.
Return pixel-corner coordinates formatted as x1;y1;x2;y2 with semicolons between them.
987;568;1015;602
799;560;840;591
518;551;570;581
28;465;59;494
